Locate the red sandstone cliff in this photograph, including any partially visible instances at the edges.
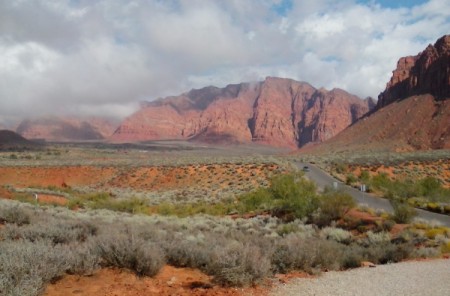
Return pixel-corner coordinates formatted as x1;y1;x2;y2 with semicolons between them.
378;35;450;108
16;117;118;142
307;35;450;153
111;77;372;148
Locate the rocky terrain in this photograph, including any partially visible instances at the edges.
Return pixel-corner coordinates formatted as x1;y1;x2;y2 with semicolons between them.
305;34;450;153
111;77;373;148
16;117;118;142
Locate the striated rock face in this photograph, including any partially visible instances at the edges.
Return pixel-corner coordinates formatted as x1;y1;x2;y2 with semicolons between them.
16;117;118;141
111;77;373;148
378;35;450;108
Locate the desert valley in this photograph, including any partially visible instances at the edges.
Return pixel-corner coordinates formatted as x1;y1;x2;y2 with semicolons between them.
1;2;449;295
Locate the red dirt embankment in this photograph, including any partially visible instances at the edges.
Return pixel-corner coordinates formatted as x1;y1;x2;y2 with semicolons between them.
44;266;269;296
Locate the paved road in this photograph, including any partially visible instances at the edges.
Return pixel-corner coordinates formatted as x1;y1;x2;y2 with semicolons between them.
296;162;450;227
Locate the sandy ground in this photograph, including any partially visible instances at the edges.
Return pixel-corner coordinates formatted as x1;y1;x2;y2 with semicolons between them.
270;259;450;296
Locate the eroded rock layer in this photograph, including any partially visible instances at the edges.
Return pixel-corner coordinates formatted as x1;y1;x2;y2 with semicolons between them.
111;77;372;148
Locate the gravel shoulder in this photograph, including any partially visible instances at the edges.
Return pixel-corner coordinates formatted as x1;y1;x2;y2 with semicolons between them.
270;259;450;296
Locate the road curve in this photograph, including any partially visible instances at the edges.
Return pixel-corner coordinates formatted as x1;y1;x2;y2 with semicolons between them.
296;162;450;227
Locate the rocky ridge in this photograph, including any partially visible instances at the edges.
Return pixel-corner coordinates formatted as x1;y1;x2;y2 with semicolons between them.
111;77;373;148
378;34;450;108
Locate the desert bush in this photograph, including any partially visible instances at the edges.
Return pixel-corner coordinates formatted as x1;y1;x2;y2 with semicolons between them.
345;173;357;185
272;234;344;274
340;244;365;268
417;177;450;202
363;241;414;264
362;231;391;246
0;204;31;225
163;235;212;269
0;240;71;296
206;241;272;286
3;219;98;245
313;189;355;226
65;240;101;275
424;227;449;239
359;170;371;182
412;247;441;258
238;188;273;213
320;227;353;244
95;227;165;277
90;197;149;214
390;200;417;223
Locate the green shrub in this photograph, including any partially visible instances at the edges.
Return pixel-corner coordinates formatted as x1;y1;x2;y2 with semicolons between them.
359;170;371;182
390;200;417;223
346;174;357;185
313;189;355;226
269;173;319;220
238;188;272;213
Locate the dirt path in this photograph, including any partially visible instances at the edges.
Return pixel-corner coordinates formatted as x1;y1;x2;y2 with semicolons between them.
270;259;450;296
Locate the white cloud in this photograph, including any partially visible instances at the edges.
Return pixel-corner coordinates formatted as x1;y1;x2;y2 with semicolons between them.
0;0;448;125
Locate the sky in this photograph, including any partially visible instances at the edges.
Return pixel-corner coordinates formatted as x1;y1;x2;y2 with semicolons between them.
0;0;449;126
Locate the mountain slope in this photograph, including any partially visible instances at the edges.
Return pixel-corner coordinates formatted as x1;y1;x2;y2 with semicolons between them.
307;34;450;153
17;117;118;142
111;77;373;148
0;130;40;150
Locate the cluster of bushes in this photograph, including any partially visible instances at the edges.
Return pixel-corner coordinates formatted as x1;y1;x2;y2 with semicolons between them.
353;172;449;203
347;172;450;216
236;173;355;226
1;199;445;295
52;172;355;227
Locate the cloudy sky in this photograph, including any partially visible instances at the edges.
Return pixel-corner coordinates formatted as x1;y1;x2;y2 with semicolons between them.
1;0;449;126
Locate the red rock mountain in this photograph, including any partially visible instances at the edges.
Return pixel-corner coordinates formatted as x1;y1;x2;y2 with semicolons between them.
378;35;450;108
111;77;373;148
16;117;118;142
308;35;450;153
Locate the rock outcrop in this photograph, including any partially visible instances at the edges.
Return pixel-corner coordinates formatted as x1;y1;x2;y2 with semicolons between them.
378;35;450;108
17;117;118;142
111;77;372;148
307;35;450;153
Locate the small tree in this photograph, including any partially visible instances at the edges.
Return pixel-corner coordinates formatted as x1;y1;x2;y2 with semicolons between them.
313;188;355;226
269;173;319;220
390;200;417;224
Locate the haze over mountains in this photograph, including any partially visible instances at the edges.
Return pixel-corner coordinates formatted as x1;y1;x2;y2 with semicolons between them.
16;117;118;142
7;34;450;151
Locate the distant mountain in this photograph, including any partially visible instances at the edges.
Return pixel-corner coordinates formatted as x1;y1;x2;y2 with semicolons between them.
111;77;373;148
307;34;450;153
0;130;40;150
16;117;118;142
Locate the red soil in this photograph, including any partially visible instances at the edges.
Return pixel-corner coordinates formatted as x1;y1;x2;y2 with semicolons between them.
0;164;277;194
44;266;269;296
